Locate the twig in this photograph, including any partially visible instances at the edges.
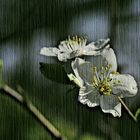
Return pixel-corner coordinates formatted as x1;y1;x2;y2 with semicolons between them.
118;97;137;122
0;85;66;140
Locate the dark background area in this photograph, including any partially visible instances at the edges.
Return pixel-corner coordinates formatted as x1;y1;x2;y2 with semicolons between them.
0;0;140;140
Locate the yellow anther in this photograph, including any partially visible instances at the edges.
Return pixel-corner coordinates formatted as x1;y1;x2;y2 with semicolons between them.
118;80;121;83
100;87;105;92
109;64;112;68
111;71;119;75
66;35;87;45
98;79;112;95
103;91;111;96
105;66;109;71
78;38;81;43
92;65;112;96
93;76;98;85
93;66;97;72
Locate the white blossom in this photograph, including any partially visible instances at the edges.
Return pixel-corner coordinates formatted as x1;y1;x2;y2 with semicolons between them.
40;36;110;62
70;48;138;117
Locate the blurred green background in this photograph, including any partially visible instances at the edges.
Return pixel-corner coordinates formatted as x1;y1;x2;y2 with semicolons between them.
0;0;140;140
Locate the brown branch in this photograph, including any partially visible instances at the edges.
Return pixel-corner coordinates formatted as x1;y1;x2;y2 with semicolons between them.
0;85;66;140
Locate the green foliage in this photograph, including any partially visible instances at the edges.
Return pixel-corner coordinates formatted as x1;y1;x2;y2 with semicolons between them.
135;108;140;120
79;134;103;140
55;119;78;140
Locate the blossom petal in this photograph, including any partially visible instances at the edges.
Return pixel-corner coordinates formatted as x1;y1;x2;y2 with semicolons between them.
100;95;121;117
110;74;138;97
79;85;100;107
83;38;110;56
71;58;94;85
101;48;117;72
40;47;59;56
59;43;73;52
83;44;101;55
57;52;70;62
57;42;81;61
71;58;86;85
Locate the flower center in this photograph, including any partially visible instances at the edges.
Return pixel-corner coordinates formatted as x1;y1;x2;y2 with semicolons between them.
92;65;113;95
98;80;112;95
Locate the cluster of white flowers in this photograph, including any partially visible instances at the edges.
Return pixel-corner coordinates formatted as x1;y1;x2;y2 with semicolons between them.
40;36;138;117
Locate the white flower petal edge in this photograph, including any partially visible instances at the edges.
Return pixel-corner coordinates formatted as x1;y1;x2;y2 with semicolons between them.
71;58;86;86
79;86;100;107
40;47;59;56
83;38;110;55
100;95;121;117
101;48;117;72
71;58;95;84
110;74;138;97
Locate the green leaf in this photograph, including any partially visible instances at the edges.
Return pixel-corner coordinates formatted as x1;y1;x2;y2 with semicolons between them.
40;62;71;84
135;108;140;120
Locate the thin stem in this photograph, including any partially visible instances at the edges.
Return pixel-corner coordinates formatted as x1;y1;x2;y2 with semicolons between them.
118;97;137;122
0;85;66;140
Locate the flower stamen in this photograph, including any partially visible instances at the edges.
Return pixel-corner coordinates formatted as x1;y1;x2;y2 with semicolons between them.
67;35;87;49
93;67;100;83
92;65;113;95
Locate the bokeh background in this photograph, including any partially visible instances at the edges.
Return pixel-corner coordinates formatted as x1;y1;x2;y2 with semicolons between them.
0;0;140;140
